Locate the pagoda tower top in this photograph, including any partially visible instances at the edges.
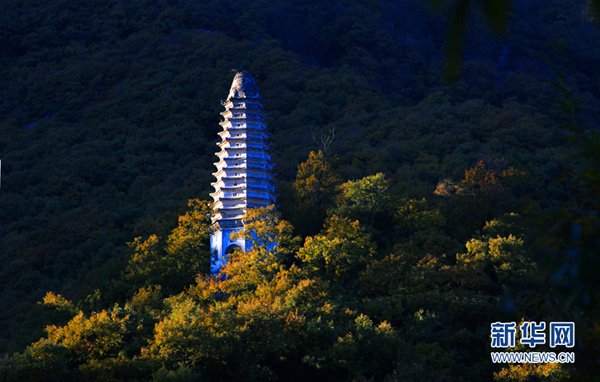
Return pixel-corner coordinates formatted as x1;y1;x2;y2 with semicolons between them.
227;71;260;101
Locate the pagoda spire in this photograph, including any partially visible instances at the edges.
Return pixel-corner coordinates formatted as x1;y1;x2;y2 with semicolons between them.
210;72;278;272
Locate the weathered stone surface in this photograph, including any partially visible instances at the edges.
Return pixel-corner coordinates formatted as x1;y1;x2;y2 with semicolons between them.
227;71;260;100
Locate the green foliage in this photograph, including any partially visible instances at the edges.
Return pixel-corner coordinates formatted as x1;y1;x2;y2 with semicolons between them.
298;215;375;284
337;173;389;212
125;199;213;294
43;309;130;361
126;235;164;288
326;315;402;381
151;266;332;381
434;161;531;240
396;198;445;233
330;173;403;252
7;304;152;382
1;0;599;380
0;169;570;382
232;205;298;258
483;213;529;240
152;366;201;382
165;199;214;274
128;286;165;318
291;150;341;237
461;235;537;288
228;206;300;287
539;77;600;380
334;173;390;223
592;0;600;22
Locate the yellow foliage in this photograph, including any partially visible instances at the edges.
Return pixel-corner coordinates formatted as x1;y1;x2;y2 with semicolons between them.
294;150;340;205
37;306;131;361
494;362;568;382
40;291;77;314
125;199;214;292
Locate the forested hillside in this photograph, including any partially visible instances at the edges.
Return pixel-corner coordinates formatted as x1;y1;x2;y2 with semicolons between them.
1;0;599;380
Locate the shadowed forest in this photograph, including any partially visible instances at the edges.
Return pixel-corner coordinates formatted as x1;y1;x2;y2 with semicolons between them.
1;0;600;380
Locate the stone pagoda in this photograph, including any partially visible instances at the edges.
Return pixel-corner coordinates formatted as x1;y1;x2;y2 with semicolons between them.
210;72;278;272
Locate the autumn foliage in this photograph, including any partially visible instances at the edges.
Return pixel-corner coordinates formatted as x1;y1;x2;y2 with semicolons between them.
1;0;599;380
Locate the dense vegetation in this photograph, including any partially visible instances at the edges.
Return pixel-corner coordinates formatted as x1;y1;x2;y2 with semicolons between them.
1;0;599;380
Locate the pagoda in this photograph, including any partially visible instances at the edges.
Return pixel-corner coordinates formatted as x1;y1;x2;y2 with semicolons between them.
210;72;278;272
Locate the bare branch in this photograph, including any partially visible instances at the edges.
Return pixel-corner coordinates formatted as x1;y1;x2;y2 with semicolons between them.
311;127;336;161
321;128;335;158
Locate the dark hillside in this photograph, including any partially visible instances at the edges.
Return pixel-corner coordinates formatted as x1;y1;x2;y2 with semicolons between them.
0;0;599;364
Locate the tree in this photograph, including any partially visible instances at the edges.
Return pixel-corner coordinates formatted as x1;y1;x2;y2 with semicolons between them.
232;205;298;257
460;235;537;290
125;199;214;294
165;199;214;276
335;173;390;224
291;150;342;237
440;0;600;80
396;198;445;234
227;205;300;284
539;112;600;380
297;215;375;285
434;162;529;240
10;303;151;382
294;150;340;208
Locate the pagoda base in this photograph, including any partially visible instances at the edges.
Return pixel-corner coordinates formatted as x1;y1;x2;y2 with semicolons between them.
210;226;246;273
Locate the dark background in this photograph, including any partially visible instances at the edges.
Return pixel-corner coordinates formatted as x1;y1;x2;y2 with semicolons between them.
0;0;599;380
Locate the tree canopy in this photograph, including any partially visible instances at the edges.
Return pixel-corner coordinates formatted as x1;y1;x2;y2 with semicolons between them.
1;0;599;380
